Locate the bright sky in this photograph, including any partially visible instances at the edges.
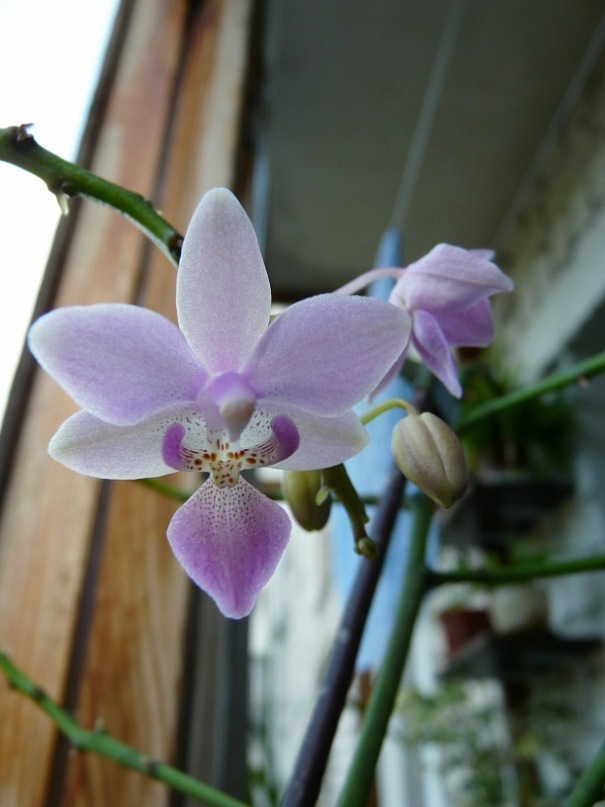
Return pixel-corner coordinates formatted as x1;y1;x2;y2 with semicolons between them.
0;0;120;418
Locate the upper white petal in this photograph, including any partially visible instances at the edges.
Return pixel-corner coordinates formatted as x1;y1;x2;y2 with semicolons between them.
177;189;271;372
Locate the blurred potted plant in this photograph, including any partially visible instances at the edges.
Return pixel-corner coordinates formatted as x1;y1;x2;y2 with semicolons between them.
395;676;582;807
433;583;493;659
459;363;574;474
439;605;493;658
451;363;576;543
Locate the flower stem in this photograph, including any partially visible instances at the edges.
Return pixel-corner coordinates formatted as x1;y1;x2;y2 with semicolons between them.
322;464;374;556
360;397;417;426
335;267;402;296
138;477;191;501
335;494;433;807
427;553;605;587
0;651;250;807
565;739;605;806
455;349;605;434
138;476;399;510
0;125;182;266
279;465;407;807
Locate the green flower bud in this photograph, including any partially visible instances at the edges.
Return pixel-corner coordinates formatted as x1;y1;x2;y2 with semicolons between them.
281;470;331;531
391;412;468;508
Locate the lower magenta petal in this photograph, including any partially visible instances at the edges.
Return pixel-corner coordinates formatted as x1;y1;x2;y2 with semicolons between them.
163;422;188;470
167;477;292;618
412;310;462;397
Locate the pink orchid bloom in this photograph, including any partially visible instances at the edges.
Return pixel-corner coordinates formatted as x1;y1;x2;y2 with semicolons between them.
338;244;513;397
28;188;410;618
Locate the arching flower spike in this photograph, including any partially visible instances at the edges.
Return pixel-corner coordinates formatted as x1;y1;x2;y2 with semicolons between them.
28;188;410;618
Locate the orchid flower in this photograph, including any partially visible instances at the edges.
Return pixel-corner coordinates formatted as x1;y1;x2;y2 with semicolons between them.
338;243;513;397
28;188;410;618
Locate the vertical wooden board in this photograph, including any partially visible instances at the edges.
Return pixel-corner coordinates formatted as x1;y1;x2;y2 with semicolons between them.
0;0;189;805
60;256;187;807
60;480;191;807
60;0;255;803
163;0;254;221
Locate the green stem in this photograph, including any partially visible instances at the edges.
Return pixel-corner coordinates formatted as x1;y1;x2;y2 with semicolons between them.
322;464;375;557
427;554;605;587
360;397;416;426
137;478;408;512
0;652;250;807
335;495;434;807
138;478;192;501
565;740;605;807
0;125;182;266
455;350;605;434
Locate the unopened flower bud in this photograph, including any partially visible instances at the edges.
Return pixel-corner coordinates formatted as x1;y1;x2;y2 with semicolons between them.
391;412;467;508
281;470;331;531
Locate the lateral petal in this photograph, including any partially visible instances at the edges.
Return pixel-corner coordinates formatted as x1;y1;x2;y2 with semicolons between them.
177;188;271;372
28;304;204;425
368;350;407;401
48;407;192;478
246;295;410;415
411;310;462;397
274;410;369;470
167;477;292;618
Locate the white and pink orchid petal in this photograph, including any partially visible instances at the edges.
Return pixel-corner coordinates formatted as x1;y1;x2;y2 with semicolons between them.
162;422;191;471
248;415;300;466
177;188;271;372
437;299;495;346
28;304;204;425
411;310;462;398
393;244;513;313
366;349;408;401
274;409;369;470
470;248;496;260
48;408;185;478
167;477;292;618
245;295;410;415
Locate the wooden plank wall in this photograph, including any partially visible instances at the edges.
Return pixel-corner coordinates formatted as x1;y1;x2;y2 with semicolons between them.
0;0;254;805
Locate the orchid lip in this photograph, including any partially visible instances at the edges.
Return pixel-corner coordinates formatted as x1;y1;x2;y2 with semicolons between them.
162;413;300;488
